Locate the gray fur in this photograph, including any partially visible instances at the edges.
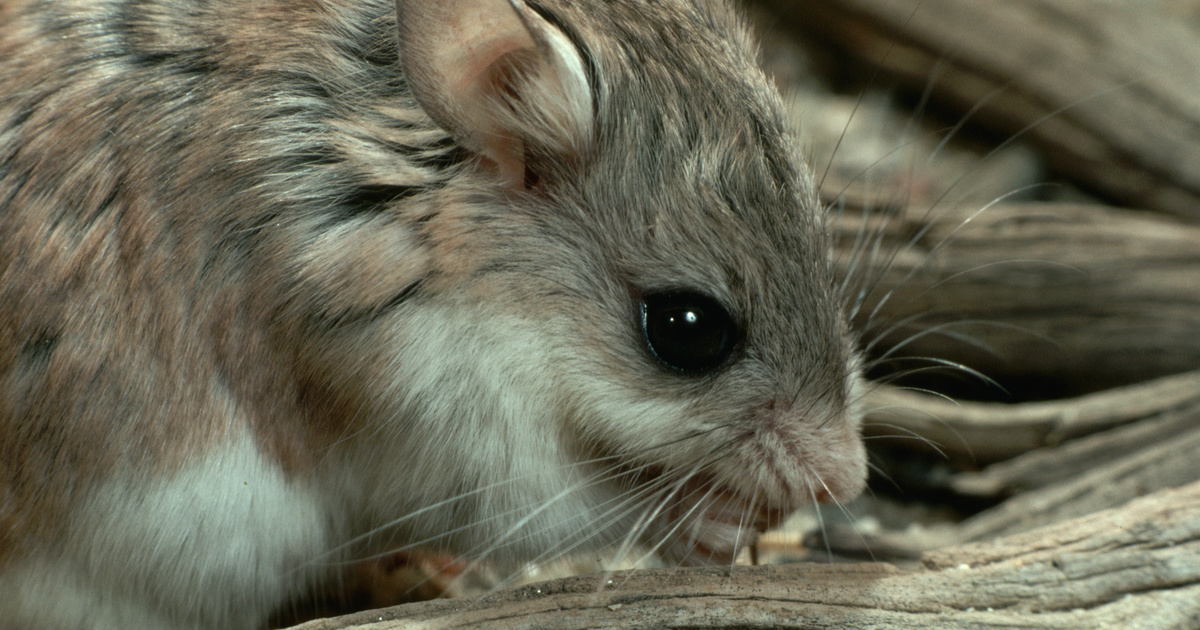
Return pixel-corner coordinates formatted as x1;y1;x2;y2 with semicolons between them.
0;0;866;627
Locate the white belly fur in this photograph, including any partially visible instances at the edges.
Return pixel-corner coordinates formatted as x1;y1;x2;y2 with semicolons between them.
0;431;330;630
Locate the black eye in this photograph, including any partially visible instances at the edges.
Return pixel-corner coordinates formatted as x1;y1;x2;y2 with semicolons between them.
640;291;739;373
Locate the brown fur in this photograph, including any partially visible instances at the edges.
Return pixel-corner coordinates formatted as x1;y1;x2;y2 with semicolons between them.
0;0;865;626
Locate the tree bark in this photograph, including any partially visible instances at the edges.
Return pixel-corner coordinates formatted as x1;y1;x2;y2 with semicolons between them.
290;482;1200;629
754;0;1200;222
833;203;1200;396
861;370;1200;463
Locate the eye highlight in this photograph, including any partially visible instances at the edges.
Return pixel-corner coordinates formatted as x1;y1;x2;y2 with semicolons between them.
639;291;739;374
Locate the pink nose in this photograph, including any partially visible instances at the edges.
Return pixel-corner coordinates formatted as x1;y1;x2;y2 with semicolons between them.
815;489;833;503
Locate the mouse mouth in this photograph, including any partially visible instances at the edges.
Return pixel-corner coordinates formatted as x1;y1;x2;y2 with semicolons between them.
615;465;787;565
664;476;786;564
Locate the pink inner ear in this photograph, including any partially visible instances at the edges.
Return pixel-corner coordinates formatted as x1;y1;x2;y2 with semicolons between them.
453;36;531;105
398;0;591;190
455;39;533;188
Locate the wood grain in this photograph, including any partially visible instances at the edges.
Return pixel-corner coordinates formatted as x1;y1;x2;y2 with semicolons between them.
757;0;1200;221
834;203;1200;395
290;483;1200;629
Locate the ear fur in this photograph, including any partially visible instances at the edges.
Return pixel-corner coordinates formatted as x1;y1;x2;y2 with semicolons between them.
395;0;592;187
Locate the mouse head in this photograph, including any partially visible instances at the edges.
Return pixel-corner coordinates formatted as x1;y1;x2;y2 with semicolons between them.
332;0;868;563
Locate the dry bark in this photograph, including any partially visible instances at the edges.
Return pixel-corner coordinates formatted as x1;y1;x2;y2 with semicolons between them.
815;373;1200;558
861;370;1200;463
754;0;1200;221
949;396;1200;496
833;202;1200;395
824;417;1200;558
289;482;1200;629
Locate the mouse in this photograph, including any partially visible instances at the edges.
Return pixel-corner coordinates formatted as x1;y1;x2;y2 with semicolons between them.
0;0;868;627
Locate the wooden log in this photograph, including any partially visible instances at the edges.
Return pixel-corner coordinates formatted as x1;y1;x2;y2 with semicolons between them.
950;396;1200;497
288;482;1200;629
862;370;1200;462
822;371;1200;558
825;415;1200;558
955;427;1200;540
834;202;1200;396
753;0;1200;221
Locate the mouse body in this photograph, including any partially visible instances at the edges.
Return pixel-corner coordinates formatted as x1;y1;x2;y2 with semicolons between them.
0;0;867;627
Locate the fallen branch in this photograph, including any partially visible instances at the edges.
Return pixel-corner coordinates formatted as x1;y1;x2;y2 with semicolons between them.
755;0;1200;221
862;370;1200;462
834;202;1200;395
291;482;1200;629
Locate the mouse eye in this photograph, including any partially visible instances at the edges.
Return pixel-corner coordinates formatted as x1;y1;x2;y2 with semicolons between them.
640;291;739;373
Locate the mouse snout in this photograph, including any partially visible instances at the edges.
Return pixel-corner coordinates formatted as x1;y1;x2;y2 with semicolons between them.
743;397;867;509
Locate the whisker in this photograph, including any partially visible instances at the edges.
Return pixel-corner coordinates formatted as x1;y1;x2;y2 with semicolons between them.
818;0;927;193
866;458;900;493
808;468;875;563
457;458;676;568
860;423;951;461
806;482;833;564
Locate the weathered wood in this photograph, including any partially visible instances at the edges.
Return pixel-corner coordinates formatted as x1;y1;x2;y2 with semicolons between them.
813;372;1200;558
950;398;1200;497
835;203;1200;395
825;421;1200;558
956;428;1200;540
754;0;1200;221
289;482;1200;629
861;370;1200;462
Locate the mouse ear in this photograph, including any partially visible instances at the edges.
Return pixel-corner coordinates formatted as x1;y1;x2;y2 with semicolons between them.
396;0;593;188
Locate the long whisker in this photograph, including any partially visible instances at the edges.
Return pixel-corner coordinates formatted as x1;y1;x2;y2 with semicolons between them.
807;483;833;563
808;467;875;562
860;423;950;461
817;0;925;193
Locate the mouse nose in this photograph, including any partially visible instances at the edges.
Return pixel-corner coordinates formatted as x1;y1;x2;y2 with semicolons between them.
810;453;868;504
